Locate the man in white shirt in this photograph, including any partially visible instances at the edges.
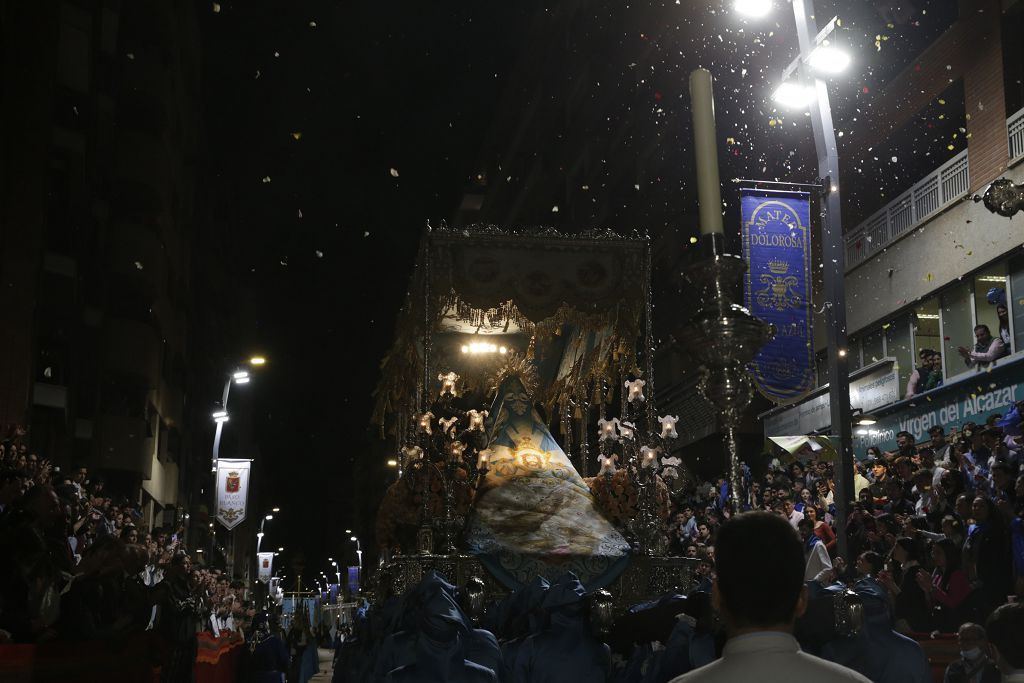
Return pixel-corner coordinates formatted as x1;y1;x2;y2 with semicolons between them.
986;602;1024;681
669;512;869;683
783;497;804;529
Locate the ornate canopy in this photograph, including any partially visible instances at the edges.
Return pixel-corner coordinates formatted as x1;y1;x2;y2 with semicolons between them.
372;222;652;441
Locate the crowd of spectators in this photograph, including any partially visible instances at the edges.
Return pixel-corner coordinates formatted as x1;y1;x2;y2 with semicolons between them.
0;429;263;680
664;410;1023;637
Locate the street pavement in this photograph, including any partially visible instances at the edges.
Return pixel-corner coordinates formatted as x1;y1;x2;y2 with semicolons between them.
308;647;335;682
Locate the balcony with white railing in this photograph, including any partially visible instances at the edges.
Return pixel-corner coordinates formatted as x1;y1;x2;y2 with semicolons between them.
1010;106;1024;164
845;107;1024;272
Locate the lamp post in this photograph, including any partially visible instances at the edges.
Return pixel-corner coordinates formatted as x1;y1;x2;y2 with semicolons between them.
255;510;277;554
211;356;267;473
735;0;855;563
350;535;362;594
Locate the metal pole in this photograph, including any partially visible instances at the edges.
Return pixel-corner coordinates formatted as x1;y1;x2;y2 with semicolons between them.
212;377;233;469
792;0;854;565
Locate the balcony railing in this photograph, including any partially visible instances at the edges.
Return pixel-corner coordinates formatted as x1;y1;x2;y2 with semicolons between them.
1010;106;1024;164
846;107;1024;272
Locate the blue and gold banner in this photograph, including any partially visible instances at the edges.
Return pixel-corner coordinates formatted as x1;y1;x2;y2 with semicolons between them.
741;189;814;404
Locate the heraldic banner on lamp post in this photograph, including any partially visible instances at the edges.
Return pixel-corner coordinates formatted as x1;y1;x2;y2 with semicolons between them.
215;458;251;530
740;188;814;405
257;552;274;583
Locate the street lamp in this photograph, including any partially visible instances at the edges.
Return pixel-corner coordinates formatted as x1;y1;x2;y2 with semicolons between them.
211;356;268;472
737;0;855;563
349;536;363;593
772;82;816;109
255;508;279;554
734;0;771;17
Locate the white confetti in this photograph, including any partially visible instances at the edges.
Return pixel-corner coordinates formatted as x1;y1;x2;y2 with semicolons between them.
262;176;271;183
363;231;370;237
551;205;559;213
315;250;323;258
389;168;399;177
308;21;317;28
134;261;144;270
126;53;135;60
212;2;221;12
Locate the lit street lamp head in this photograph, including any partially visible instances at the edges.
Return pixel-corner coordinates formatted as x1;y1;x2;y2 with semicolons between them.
734;0;772;17
773;81;816;109
808;44;851;75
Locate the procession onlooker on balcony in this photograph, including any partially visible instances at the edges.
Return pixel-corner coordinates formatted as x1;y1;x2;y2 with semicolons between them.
906;348;936;398
958;324;1008;369
997;303;1012;347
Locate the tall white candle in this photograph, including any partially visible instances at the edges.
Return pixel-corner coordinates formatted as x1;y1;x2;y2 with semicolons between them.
689;68;724;235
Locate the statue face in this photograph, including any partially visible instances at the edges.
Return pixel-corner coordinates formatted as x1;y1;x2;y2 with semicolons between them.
504;391;530;415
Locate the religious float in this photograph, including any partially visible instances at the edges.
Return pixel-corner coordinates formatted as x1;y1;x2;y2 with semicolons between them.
369;220;768;615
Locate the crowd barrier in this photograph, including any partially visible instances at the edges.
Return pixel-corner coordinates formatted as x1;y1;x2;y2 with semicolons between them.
909;631;960;683
0;631;244;683
195;631;245;683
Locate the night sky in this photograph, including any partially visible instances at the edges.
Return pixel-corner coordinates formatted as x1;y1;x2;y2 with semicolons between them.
196;0;961;581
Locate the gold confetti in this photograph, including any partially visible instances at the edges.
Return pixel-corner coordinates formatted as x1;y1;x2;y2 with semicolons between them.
689;236;698;244
292;132;302;140
938;99;946;105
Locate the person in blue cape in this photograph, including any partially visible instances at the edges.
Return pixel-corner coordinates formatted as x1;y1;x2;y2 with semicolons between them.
496;576;550;681
244;612;290;683
377;572;501;682
819;578;931;683
509;572;611;683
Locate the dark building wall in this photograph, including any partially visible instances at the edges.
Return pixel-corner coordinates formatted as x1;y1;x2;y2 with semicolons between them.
0;0;231;526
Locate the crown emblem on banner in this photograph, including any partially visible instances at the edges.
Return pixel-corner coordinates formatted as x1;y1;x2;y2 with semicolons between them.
767;259;790;275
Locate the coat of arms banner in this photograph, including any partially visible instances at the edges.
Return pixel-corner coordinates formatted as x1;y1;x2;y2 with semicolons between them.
257;552;274;583
215;458;251;530
740;188;814;404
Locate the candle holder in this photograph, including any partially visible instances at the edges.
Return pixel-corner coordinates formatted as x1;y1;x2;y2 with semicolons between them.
673;233;773;511
404;372;493;556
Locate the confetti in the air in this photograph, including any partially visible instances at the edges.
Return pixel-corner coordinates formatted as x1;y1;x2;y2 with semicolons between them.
262;176;271;183
292;132;302;140
134;261;144;270
389;168;399;177
551;206;559;213
212;2;221;12
315;250;323;258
